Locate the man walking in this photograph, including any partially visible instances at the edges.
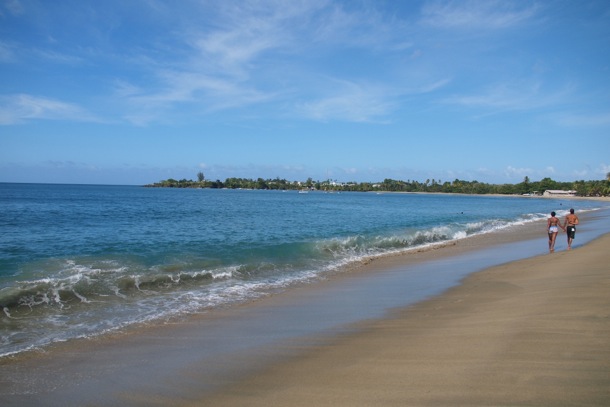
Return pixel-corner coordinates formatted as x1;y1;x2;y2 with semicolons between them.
563;208;579;250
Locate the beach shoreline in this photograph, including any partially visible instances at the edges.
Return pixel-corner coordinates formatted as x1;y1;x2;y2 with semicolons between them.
194;231;610;407
1;210;609;406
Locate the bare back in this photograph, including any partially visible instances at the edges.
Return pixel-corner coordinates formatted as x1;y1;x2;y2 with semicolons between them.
565;213;579;226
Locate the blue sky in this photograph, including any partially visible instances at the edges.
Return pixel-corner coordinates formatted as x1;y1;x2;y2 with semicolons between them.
1;0;609;185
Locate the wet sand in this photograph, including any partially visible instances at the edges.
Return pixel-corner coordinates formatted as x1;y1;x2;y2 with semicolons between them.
1;210;609;406
194;232;610;405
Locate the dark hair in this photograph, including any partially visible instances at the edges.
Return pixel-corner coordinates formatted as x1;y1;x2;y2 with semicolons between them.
570;208;575;214
551;211;556;216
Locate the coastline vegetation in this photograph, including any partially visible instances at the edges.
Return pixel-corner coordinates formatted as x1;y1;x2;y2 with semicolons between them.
145;172;610;197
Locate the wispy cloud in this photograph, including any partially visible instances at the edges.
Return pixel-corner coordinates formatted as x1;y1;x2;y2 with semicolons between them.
0;94;99;124
114;0;423;125
569;164;610;181
114;1;326;122
503;165;572;182
442;81;571;115
3;1;452;126
557;111;610;127
0;0;554;128
0;41;16;62
1;0;24;16
297;79;397;123
421;0;540;29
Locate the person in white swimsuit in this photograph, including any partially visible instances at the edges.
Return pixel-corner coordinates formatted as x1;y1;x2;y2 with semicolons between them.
547;211;564;253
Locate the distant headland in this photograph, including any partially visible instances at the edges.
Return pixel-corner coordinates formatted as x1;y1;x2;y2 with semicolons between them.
144;173;610;197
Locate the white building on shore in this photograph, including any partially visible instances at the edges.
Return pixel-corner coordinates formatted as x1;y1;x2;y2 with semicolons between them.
543;189;577;197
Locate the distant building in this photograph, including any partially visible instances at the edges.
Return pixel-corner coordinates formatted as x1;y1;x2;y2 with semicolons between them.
543;189;577;197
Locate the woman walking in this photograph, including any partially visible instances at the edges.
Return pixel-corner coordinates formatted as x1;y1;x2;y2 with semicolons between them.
547;211;564;253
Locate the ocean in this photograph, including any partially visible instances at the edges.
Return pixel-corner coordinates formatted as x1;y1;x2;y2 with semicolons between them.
0;183;606;357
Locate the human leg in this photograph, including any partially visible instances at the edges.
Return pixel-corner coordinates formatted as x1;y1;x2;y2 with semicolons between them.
567;226;575;250
549;232;558;252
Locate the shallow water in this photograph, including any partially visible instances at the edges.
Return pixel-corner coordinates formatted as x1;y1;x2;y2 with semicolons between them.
1;202;609;405
1;183;607;357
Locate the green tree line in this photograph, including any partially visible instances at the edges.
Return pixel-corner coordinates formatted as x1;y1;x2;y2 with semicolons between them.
145;173;610;197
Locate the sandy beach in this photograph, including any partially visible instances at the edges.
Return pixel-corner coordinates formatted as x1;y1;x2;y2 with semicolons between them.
1;210;609;406
192;234;610;406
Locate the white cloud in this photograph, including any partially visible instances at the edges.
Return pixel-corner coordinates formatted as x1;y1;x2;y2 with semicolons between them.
571;164;610;181
2;0;24;16
118;68;278;125
504;166;532;179
114;2;318;122
418;78;452;94
0;94;99;125
557;112;610;127
442;81;571;115
112;0;425;125
421;0;539;29
0;41;16;62
297;80;395;123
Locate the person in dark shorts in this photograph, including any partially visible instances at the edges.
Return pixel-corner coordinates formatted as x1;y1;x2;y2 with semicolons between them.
563;208;579;250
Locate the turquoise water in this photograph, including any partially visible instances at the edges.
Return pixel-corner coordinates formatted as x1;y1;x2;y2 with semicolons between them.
0;183;606;357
